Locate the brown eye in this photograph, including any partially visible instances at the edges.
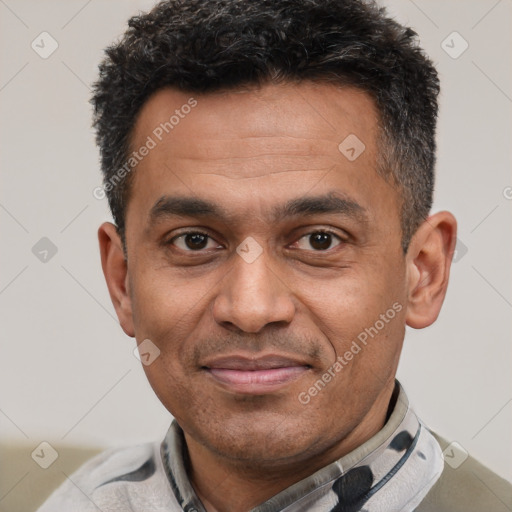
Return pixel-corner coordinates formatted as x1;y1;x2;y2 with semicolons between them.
184;233;208;250
171;232;219;251
296;231;341;251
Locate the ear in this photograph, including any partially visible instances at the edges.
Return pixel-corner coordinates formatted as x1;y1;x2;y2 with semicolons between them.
98;222;135;337
405;211;457;329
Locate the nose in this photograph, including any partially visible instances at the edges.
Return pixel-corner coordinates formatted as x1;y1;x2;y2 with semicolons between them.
212;245;296;333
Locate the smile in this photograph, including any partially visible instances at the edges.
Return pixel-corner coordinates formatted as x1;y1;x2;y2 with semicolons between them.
202;354;311;394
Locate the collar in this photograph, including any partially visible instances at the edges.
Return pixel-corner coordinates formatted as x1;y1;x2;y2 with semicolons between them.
160;381;443;512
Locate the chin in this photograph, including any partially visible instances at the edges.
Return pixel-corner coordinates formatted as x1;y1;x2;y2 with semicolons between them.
188;411;324;465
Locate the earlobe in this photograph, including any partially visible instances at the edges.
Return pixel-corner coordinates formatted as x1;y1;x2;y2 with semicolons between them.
98;222;135;337
405;211;457;329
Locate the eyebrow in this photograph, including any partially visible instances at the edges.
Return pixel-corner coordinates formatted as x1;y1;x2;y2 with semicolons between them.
148;192;368;227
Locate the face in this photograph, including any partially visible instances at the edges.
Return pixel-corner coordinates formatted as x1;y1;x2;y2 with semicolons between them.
100;81;453;470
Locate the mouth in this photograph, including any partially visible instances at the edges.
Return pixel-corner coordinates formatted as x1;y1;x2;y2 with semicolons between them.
201;354;311;395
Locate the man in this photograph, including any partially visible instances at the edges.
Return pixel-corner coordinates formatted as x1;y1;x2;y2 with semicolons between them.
38;0;511;510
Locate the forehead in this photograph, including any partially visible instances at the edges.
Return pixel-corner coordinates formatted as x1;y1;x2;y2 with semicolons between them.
126;81;398;233
132;82;379;169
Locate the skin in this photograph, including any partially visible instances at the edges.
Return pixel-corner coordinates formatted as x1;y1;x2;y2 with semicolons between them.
98;81;457;512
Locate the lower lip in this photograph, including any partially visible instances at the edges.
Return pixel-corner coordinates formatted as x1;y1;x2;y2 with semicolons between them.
206;367;308;394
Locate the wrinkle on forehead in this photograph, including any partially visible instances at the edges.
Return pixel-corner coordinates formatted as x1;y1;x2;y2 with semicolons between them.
192;167;336;180
167;134;343;161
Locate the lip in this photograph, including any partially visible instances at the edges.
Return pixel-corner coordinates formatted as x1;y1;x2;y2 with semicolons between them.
202;354;311;394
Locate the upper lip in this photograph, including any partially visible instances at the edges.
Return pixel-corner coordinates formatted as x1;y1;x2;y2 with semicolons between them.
202;353;311;371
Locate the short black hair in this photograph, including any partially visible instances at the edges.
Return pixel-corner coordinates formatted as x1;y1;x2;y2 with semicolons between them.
91;0;440;252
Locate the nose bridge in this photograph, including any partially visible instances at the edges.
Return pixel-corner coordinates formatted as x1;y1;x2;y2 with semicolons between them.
234;248;276;299
213;242;295;333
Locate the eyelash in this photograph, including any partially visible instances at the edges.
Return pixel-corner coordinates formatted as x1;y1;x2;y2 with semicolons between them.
167;229;346;253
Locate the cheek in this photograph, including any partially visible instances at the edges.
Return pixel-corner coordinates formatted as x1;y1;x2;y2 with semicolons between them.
130;263;204;334
129;268;204;394
299;263;406;372
131;273;203;417
298;272;382;340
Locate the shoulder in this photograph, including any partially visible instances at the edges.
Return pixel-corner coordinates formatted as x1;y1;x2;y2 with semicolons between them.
36;441;178;512
415;432;512;512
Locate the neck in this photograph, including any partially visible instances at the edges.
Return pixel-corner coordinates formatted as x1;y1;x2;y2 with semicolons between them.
184;382;396;512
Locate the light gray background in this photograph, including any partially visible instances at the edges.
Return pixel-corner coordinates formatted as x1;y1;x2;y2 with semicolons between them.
1;0;511;487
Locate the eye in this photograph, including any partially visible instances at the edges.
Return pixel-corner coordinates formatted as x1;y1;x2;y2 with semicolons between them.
170;231;221;251
294;231;342;251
